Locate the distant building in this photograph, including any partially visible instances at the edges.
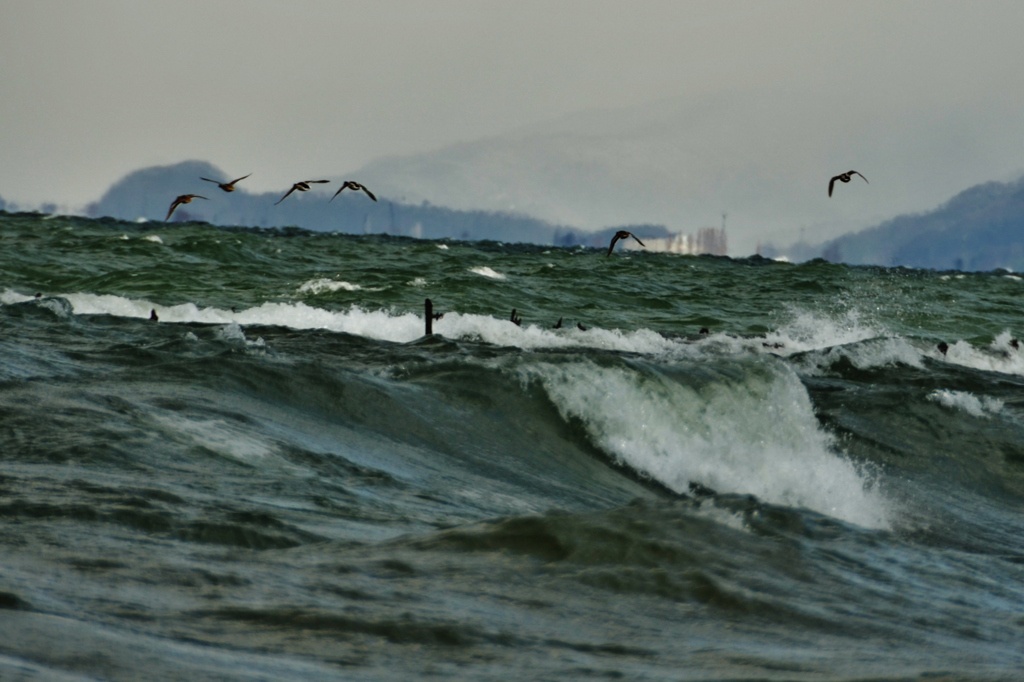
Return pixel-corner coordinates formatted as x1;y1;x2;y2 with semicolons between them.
625;226;727;255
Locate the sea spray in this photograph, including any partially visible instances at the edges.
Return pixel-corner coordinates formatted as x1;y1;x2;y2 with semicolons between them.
519;355;890;528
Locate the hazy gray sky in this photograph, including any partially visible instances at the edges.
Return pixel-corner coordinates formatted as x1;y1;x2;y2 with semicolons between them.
3;0;1024;244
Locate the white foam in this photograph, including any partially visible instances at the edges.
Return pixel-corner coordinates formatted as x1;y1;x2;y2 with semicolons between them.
469;266;506;280
437;314;694;354
437;244;449;250
932;331;1024;377
143;235;163;244
795;336;925;376
296;278;361;294
216;322;265;348
764;308;884;356
518;358;890;529
927;389;1003;418
1;289;34;305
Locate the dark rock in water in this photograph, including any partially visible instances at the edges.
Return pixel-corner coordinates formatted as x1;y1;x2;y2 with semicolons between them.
938;341;949;356
1011;338;1020;350
699;327;709;335
150;309;159;322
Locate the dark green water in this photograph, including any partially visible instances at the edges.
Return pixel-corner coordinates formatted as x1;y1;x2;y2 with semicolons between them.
2;212;1024;680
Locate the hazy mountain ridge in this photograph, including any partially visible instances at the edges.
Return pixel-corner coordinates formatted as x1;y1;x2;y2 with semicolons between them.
345;90;1022;255
766;175;1024;271
84;160;583;245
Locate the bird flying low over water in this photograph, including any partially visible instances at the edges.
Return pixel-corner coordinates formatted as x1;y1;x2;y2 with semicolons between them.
607;230;646;256
330;181;377;202
275;180;330;205
828;170;868;197
165;194;208;221
200;173;251;192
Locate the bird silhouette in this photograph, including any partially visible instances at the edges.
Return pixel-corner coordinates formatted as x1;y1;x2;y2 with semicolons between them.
165;194;208;221
200;173;251;192
275;180;330;205
828;170;868;197
330;181;377;202
607;230;646;256
510;309;522;326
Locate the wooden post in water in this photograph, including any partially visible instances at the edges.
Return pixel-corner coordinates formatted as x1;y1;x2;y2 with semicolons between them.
425;298;433;336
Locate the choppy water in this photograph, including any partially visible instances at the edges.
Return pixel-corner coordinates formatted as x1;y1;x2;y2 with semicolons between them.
2;212;1024;680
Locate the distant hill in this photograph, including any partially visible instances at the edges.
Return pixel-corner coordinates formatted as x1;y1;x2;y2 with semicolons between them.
84;160;580;244
344;89;1024;256
763;175;1024;271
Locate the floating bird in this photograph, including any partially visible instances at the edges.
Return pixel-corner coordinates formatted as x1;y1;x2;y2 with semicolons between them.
330;181;377;202
828;170;868;197
510;309;522;326
553;317;563;329
607;230;645;256
1012;339;1020;350
165;194;208;221
577;322;587;331
149;309;159;322
275;180;330;205
937;342;949;356
699;327;710;335
200;173;251;192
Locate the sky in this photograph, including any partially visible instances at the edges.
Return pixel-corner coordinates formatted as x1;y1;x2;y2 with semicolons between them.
3;1;1024;248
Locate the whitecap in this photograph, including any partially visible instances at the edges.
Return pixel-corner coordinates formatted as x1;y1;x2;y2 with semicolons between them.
469;266;506;280
297;278;361;294
518;357;890;529
927;389;1003;418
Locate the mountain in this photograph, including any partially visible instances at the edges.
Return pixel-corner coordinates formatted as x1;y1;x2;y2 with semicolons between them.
763;175;1024;271
84;161;579;244
343;89;1024;256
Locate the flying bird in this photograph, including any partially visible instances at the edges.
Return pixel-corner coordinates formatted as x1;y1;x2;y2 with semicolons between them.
200;173;251;192
828;170;868;197
607;230;645;256
165;194;208;221
275;180;330;205
330;181;377;202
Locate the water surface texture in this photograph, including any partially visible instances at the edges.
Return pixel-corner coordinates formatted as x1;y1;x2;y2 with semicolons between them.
2;213;1024;680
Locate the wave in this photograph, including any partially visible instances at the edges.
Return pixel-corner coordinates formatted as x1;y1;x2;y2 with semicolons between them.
516;355;890;529
927;389;1004;419
935;331;1024;377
